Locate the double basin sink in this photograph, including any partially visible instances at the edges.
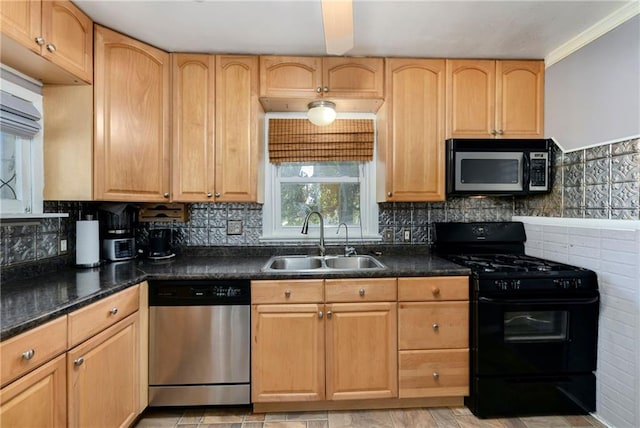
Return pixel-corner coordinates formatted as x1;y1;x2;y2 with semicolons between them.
262;255;386;273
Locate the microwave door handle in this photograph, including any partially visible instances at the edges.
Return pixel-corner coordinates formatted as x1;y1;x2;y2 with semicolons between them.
523;154;531;191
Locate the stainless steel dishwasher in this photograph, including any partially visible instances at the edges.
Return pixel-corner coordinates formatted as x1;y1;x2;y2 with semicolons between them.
148;279;250;406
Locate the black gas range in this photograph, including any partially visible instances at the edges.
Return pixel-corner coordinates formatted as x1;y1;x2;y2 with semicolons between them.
434;222;599;418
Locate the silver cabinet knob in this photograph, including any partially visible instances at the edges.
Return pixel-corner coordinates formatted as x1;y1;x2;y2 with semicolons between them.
359;288;365;296
327;311;332;319
497;129;504;135
490;129;498;136
34;37;45;46
316;86;322;93
163;192;170;198
109;307;118;315
22;349;35;360
207;192;213;198
432;323;439;330
214;192;221;198
74;357;84;366
323;86;329;93
318;311;323;319
284;290;291;298
46;43;56;53
433;372;439;380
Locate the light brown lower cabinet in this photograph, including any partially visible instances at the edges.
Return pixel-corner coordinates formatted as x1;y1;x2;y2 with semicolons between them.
0;355;66;428
67;312;140;428
0;282;146;428
251;279;398;404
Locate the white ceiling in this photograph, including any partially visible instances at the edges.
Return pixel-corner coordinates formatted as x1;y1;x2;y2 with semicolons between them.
74;0;632;60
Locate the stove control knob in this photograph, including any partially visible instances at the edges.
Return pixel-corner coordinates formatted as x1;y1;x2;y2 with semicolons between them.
512;280;521;290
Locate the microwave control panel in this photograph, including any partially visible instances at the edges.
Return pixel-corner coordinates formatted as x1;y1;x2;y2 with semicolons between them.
529;152;549;191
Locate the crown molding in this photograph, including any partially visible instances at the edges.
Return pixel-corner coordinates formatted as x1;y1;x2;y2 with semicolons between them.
545;1;640;68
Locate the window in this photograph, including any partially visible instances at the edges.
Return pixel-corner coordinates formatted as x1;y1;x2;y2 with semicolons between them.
262;113;380;242
0;71;44;215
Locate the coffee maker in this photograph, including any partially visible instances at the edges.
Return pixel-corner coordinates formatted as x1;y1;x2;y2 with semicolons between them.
99;203;137;262
147;228;174;259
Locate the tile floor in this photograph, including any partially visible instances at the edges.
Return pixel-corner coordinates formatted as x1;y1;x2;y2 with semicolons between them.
133;406;608;428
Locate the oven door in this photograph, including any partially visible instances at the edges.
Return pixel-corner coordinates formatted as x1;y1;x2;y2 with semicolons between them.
474;294;599;375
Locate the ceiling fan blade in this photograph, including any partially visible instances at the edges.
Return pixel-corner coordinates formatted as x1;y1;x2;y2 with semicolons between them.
321;0;354;55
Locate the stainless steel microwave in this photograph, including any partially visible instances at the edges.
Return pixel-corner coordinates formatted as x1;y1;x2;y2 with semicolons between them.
446;138;553;196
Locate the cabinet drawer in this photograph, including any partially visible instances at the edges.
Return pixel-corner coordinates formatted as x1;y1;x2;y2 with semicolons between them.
398;276;468;301
1;317;67;387
251;280;323;304
68;285;139;348
398;301;468;350
399;349;469;398
325;278;396;302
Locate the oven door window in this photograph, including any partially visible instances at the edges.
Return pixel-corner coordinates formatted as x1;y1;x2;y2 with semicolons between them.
504;310;568;342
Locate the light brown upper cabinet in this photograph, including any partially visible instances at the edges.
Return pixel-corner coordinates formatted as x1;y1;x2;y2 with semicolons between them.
259;56;384;112
378;59;446;202
171;54;216;202
446;59;544;138
172;54;263;203
93;25;170;202
0;0;92;84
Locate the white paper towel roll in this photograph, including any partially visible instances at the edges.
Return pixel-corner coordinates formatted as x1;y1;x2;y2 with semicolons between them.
76;220;100;267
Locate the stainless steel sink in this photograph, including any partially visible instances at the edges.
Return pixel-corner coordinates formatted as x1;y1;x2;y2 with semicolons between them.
262;255;386;272
324;255;384;270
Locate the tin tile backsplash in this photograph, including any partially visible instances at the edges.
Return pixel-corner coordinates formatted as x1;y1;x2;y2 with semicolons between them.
2;138;638;269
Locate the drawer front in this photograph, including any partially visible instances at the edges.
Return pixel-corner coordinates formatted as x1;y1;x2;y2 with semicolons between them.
398;276;468;301
251;280;323;304
399;349;469;398
325;278;396;302
398;301;468;350
68;285;139;348
1;316;67;387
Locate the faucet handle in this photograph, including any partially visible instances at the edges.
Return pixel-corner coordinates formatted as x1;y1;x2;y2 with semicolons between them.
344;246;357;257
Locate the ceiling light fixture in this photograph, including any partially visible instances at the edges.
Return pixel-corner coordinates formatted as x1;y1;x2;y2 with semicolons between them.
307;100;337;127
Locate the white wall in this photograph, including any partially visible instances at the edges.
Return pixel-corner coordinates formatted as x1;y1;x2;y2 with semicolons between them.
545;15;640;151
514;216;640;428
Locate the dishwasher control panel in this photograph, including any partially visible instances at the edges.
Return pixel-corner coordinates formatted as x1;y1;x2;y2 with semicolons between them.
149;279;250;306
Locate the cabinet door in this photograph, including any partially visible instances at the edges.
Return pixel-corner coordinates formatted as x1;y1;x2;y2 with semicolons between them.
326;302;397;400
446;59;496;138
0;355;66;428
172;54;216;202
323;57;384;99
0;0;41;54
259;56;322;98
41;0;92;83
497;60;544;138
251;304;324;402
384;58;446;202
215;55;262;202
67;313;139;428
94;25;170;202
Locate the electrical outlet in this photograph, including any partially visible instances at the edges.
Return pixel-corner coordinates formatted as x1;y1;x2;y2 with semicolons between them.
227;220;243;235
403;229;411;242
60;239;67;253
383;229;393;242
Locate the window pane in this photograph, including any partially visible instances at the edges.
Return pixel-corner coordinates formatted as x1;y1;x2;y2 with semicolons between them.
0;132;18;200
279;162;360;178
281;182;360;227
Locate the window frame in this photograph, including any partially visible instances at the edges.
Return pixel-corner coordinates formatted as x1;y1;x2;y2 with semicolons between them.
0;77;43;215
261;112;381;243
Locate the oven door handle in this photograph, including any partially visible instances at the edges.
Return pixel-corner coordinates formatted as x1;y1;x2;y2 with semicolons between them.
478;296;599;305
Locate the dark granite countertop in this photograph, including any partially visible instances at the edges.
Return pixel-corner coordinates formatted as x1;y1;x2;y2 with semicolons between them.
1;249;469;340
